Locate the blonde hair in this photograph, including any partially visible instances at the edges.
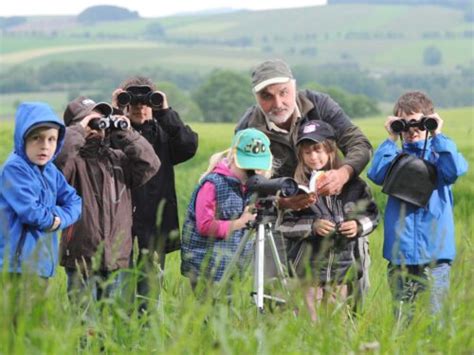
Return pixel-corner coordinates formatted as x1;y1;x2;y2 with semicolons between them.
199;147;274;182
199;149;234;182
294;139;342;185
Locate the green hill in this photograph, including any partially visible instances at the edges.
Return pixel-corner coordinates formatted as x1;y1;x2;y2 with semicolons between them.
1;4;472;74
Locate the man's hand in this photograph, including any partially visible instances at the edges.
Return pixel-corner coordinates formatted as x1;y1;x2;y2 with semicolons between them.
277;193;317;211
317;165;353;196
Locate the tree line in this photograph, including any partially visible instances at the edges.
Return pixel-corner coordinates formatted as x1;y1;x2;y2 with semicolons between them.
1;61;472;122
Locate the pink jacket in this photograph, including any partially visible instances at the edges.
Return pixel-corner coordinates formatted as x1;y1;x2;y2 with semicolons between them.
195;160;245;239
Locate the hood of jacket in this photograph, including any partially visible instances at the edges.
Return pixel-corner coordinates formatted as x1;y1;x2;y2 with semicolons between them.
212;159;243;182
14;102;66;163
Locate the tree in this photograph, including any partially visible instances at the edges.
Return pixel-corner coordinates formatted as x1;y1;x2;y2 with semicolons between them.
303;82;380;118
77;6;139;24
157;82;203;122
192;70;254;123
423;46;442;66
144;22;165;40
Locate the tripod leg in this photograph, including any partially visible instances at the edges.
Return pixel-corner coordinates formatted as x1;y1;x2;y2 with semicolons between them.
266;226;288;287
254;223;265;312
219;228;254;287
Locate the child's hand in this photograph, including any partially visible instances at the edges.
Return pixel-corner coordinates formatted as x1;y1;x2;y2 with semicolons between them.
111;88;125;109
385;116;400;141
46;216;61;232
231;207;257;232
113;115;131;130
428;113;443;136
338;220;358;238
80;113;102;130
313;219;335;237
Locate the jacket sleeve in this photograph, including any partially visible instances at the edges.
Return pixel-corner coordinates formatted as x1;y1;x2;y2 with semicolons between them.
52;169;82;230
110;129;161;189
54;126;86;179
277;209;318;239
1;163;55;231
155;109;198;165
431;134;469;185
367;139;400;185
313;92;373;176
353;181;379;238
195;181;231;239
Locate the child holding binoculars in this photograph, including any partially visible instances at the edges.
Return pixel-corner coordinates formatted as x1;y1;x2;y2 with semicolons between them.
368;91;468;319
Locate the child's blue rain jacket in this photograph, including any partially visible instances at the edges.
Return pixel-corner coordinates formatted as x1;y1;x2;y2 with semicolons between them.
0;102;82;278
368;135;468;265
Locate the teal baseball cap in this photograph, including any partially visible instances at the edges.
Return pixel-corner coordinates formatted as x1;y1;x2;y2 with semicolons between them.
232;128;272;171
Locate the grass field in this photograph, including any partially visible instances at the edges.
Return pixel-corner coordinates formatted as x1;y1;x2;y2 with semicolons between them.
0;107;473;353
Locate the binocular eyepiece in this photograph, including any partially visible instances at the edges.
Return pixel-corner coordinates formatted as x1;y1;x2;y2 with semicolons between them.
117;85;164;108
246;175;298;197
390;117;438;134
88;116;129;131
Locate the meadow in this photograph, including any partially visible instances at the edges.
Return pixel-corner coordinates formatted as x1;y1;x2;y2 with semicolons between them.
0;107;473;354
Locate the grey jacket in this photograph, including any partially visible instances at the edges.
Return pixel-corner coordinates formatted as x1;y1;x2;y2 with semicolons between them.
236;90;372;178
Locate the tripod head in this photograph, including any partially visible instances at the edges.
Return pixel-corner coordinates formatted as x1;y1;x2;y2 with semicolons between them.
245;174;299;227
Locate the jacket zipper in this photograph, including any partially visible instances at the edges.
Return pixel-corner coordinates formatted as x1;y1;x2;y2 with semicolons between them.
39;168;56;277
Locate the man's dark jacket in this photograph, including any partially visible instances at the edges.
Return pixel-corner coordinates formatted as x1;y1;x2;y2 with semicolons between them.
236;90;372;178
131;108;198;253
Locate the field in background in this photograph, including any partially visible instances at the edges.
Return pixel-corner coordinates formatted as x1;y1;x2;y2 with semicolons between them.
1;5;472;74
0;107;473;353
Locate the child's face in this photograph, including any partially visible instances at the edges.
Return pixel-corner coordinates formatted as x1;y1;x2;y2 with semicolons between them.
301;143;329;171
400;112;428;143
25;127;59;166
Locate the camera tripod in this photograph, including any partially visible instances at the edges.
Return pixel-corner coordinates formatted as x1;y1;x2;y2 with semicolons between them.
219;201;290;313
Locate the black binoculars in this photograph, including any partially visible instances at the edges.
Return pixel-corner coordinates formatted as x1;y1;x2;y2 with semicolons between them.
390;116;438;134
117;85;164;108
89;116;129;130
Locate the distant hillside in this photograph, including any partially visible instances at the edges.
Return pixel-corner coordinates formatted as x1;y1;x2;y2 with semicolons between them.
328;0;470;10
0;3;472;116
1;4;471;75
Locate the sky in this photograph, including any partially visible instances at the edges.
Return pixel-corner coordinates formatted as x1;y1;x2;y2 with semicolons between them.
0;0;327;17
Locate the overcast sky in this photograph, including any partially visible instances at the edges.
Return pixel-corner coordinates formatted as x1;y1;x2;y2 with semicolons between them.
0;1;327;17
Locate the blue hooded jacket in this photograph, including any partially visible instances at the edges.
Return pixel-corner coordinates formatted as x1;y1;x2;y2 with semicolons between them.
0;102;82;278
367;135;468;265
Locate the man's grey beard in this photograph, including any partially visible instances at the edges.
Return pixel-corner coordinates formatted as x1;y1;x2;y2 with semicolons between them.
258;104;294;125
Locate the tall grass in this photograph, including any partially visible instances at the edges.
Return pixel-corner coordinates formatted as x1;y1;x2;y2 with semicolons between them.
0;107;473;353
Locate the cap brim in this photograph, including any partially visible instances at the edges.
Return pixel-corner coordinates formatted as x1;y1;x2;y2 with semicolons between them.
296;136;324;145
253;77;291;93
234;150;272;171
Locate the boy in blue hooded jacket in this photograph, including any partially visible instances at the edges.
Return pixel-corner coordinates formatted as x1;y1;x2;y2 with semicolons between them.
0;102;82;279
367;91;468;317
